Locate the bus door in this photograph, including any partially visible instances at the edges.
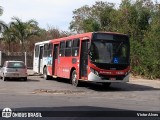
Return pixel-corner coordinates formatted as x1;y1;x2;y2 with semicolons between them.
38;46;44;73
52;44;59;76
80;40;89;78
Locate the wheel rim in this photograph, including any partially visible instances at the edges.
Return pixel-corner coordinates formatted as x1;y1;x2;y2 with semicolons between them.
44;68;47;79
44;73;46;79
72;72;77;86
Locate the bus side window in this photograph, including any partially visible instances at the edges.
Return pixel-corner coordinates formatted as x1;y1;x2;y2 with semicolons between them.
59;41;65;57
65;40;72;57
72;38;80;56
35;45;39;57
48;43;53;57
43;43;48;57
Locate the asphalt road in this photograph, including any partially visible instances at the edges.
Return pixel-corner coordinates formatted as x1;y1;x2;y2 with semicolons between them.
0;74;160;120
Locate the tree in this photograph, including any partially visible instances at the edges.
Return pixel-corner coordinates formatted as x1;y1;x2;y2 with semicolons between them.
69;0;160;78
2;23;16;52
69;5;92;33
69;1;116;33
46;26;71;39
0;6;2;16
10;17;41;53
0;6;4;32
82;18;100;32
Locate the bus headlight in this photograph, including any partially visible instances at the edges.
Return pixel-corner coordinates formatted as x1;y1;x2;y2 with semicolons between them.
95;71;99;76
90;68;99;76
125;70;130;76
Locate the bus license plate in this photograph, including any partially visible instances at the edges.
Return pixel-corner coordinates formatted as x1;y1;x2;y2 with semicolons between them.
110;78;116;80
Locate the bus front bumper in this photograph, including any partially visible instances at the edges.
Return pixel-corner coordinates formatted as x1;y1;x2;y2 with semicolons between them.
88;72;129;83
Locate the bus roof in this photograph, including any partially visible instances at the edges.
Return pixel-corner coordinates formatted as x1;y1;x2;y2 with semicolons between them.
34;32;128;45
35;40;50;45
50;32;93;43
49;32;128;43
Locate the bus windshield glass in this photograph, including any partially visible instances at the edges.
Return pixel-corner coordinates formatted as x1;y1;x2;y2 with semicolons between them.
90;34;129;64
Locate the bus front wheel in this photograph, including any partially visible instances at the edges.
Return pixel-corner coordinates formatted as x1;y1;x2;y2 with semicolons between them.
102;83;111;88
71;70;79;87
43;67;49;80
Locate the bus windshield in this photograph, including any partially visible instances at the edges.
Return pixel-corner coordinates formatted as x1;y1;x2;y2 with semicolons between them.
89;40;129;64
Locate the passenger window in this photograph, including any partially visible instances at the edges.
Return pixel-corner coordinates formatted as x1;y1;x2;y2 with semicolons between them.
72;38;80;56
66;40;72;48
48;43;53;57
65;40;72;56
43;43;48;57
72;38;79;47
59;41;65;57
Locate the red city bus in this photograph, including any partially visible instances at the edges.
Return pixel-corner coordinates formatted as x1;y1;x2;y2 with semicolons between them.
40;32;130;87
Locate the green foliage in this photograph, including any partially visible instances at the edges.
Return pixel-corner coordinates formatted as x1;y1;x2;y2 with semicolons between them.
9;17;41;53
70;0;160;79
0;6;3;16
83;18;100;32
69;2;116;33
0;6;4;32
1;23;16;52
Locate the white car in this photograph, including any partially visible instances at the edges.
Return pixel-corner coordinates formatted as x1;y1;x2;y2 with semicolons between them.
0;61;27;81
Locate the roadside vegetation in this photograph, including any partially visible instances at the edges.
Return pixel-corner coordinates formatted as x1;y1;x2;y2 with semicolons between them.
69;0;160;79
0;0;160;79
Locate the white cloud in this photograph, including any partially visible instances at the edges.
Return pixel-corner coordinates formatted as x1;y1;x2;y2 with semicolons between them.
1;0;121;31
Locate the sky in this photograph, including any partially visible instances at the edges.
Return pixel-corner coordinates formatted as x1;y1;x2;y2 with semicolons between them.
1;0;122;31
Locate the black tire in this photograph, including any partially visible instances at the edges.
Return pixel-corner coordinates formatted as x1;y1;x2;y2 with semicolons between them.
23;77;27;81
71;70;79;87
102;83;111;88
43;67;49;80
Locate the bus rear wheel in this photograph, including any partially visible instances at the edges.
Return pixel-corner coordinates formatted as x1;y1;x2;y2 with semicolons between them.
43;67;49;80
71;70;79;87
